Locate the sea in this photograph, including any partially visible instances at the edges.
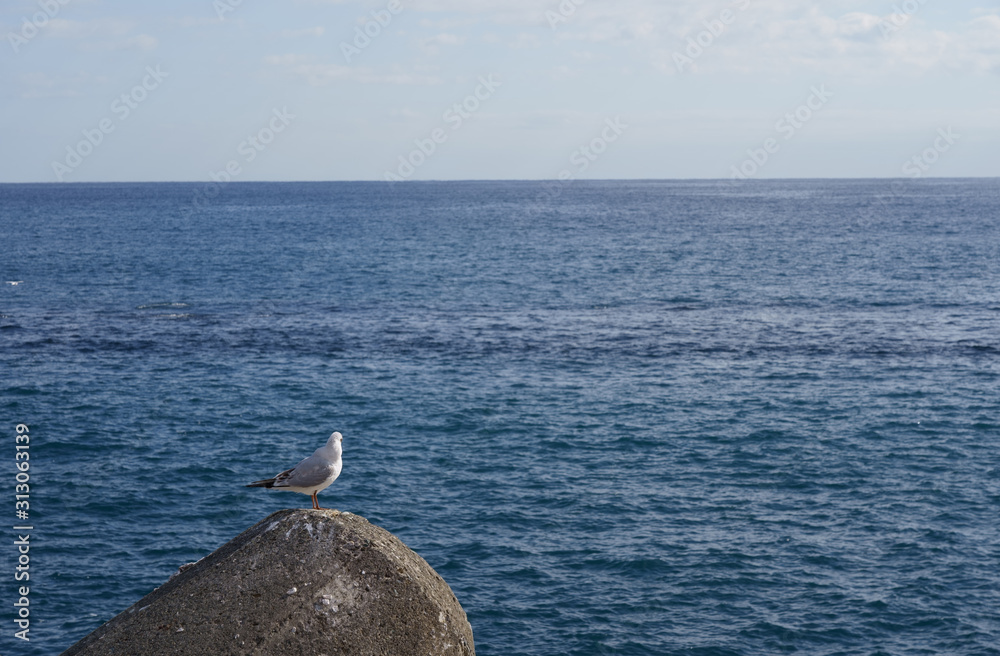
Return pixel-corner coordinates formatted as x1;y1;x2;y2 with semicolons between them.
1;179;998;656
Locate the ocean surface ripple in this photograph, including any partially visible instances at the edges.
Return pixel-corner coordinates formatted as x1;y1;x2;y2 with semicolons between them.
1;180;999;655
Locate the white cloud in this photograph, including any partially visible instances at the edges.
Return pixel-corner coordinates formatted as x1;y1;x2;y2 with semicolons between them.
80;33;158;52
508;32;541;49
395;0;552;27
256;2;1000;96
22;18;158;52
280;26;327;38
836;12;883;37
263;54;444;86
958;14;1000;73
45;18;138;39
167;16;225;28
419;32;467;53
14;71;94;99
388;108;421;119
417;17;480;30
626;4;1000;76
269;0;1000;78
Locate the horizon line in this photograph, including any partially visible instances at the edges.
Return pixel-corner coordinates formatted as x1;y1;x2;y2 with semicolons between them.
2;176;998;186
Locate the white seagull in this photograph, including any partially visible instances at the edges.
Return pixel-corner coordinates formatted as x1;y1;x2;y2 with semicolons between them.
246;431;343;510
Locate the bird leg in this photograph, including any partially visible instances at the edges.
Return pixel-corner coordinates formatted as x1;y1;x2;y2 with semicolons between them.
312;492;320;510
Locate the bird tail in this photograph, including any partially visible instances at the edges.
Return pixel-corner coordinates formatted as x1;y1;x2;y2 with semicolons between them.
245;478;276;488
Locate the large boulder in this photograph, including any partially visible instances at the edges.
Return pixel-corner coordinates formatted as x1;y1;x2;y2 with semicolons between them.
62;509;475;656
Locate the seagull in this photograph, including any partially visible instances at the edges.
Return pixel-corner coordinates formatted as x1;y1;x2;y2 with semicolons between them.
7;281;23;286
246;432;343;510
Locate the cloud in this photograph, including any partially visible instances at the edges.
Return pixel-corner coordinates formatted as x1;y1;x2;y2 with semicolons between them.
80;33;159;52
508;32;541;49
45;18;138;39
280;26;326;38
254;3;1000;91
418;32;467;53
167;16;225;28
417;17;481;30
22;18;158;52
269;0;1000;78
952;14;1000;73
15;71;90;99
388;108;421;119
625;4;1000;76
263;54;444;85
402;0;552;27
836;12;883;38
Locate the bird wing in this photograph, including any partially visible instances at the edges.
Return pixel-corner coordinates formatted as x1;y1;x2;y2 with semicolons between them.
268;467;299;488
277;454;336;488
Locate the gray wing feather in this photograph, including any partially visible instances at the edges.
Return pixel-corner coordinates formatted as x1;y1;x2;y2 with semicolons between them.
275;454;335;488
266;467;297;487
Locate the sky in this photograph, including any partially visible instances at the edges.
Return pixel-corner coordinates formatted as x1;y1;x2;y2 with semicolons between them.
1;0;998;182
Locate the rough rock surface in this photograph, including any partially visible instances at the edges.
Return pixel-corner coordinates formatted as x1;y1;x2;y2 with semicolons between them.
61;509;475;656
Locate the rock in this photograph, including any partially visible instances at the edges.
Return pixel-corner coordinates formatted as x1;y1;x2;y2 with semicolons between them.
61;509;475;656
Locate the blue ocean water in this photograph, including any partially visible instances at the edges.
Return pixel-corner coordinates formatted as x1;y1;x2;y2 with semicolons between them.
1;179;999;656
